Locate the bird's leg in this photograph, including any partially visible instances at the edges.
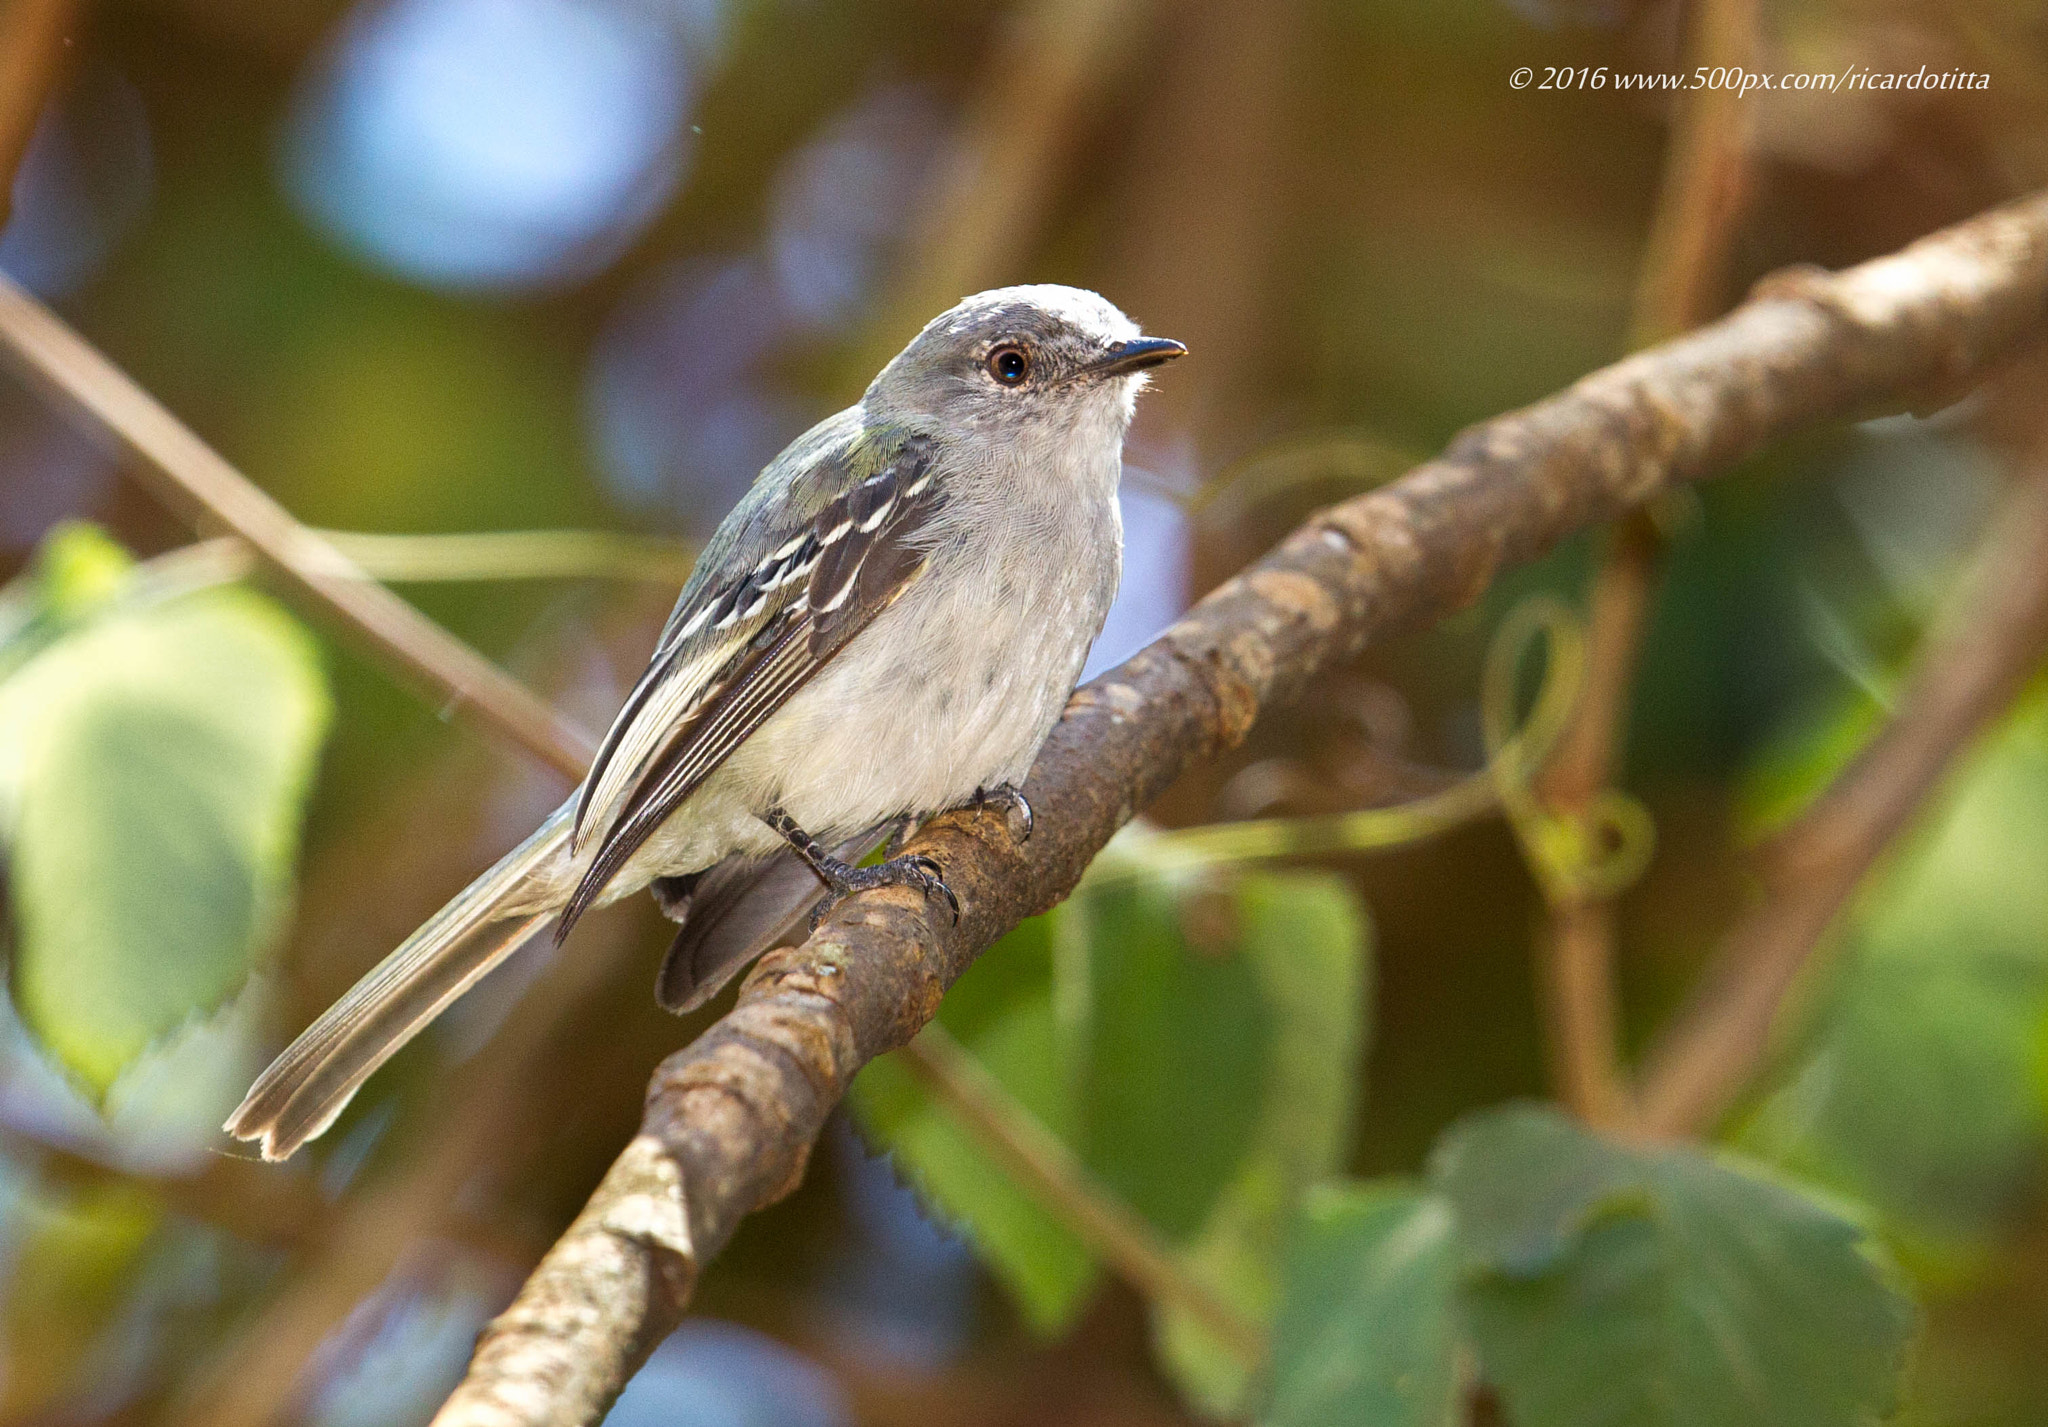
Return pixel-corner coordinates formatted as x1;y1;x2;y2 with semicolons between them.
968;782;1034;843
762;807;960;928
881;816;915;860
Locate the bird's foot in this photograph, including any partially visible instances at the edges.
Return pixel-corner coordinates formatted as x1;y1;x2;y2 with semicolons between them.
968;782;1034;843
763;808;960;929
804;852;959;930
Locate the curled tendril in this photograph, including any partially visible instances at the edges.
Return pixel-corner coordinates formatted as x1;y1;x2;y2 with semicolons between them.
1091;594;1654;895
1482;595;1656;904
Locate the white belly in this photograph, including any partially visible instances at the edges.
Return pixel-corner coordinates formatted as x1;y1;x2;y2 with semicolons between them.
601;506;1120;894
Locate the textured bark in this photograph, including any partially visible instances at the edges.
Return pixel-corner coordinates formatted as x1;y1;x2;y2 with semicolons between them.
432;191;2048;1427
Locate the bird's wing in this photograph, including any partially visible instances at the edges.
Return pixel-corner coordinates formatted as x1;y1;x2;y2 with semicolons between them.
653;821;894;1014
556;429;941;939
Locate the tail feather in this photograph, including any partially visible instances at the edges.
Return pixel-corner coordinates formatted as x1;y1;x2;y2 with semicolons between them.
225;808;572;1161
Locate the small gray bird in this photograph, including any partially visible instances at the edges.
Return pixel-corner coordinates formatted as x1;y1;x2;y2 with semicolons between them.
226;285;1183;1160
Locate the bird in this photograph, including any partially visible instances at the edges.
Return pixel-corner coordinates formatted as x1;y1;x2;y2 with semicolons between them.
225;285;1184;1161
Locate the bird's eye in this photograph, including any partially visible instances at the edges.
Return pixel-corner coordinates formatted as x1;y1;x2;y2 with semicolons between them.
987;344;1031;386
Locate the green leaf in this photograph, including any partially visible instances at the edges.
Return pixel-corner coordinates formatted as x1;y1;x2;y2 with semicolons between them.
1738;688;1885;839
0;585;330;1095
1433;1104;1916;1427
0;1176;161;1420
1743;696;2048;1245
848;915;1099;1332
34;521;136;627
1263;1182;1460;1427
851;863;1370;1371
1065;875;1275;1239
1148;871;1372;1416
0;523;137;684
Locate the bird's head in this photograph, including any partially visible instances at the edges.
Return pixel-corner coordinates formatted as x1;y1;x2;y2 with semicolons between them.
865;285;1184;455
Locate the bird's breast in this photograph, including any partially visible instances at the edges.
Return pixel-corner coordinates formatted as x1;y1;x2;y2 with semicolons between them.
728;489;1121;836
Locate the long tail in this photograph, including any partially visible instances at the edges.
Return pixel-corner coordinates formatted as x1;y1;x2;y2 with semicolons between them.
225;806;573;1161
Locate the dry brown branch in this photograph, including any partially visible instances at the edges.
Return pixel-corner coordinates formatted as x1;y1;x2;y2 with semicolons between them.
430;193;2048;1427
0;275;596;780
898;1025;1263;1364
1634;441;2048;1138
1532;0;1760;1129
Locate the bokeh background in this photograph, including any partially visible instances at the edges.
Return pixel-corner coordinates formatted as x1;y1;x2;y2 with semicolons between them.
3;0;2048;1423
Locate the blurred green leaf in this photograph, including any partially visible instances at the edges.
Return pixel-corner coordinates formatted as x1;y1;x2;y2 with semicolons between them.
0;576;330;1097
1433;1104;1915;1427
0;522;138;684
35;521;137;627
1149;871;1371;1416
0;1178;161;1420
1262;1183;1461;1427
851;866;1370;1366
1067;876;1274;1239
1738;688;1887;840
1744;696;2048;1246
848;916;1099;1333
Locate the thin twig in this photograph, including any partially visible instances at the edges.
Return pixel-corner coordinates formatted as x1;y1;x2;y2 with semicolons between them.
317;530;696;586
1629;0;1759;351
0;275;596;781
163;906;644;1427
1533;520;1660;1127
431;193;2048;1427
1531;0;1760;1129
1106;592;1587;882
1635;443;2048;1138
858;0;1152;374
899;1025;1264;1364
167;531;697;589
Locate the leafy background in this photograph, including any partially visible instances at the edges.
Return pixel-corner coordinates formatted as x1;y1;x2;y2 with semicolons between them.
2;0;2047;1423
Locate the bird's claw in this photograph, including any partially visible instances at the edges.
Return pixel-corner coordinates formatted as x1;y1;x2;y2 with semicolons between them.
807;852;960;930
970;783;1034;843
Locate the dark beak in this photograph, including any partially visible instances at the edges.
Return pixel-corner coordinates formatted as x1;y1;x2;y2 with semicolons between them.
1087;336;1188;378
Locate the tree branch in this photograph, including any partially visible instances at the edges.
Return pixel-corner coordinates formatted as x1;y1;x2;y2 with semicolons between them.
1634;437;2048;1138
1628;0;1758;351
431;192;2048;1427
0;275;596;780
